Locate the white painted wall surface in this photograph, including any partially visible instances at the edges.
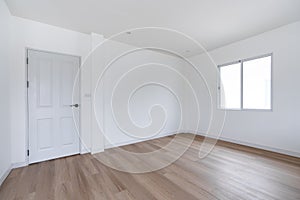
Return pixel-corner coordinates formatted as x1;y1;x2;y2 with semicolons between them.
10;17;92;164
90;32;105;153
90;38;186;149
0;0;12;184
80;33;104;154
185;21;300;157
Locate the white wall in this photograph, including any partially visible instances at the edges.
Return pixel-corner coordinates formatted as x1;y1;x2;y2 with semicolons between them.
89;38;187;150
10;17;92;164
90;33;105;153
185;21;300;157
0;0;12;184
80;33;104;154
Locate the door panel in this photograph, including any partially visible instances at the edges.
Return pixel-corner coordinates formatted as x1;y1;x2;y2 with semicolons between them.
37;59;53;107
60;61;77;106
28;50;80;164
37;118;53;150
60;117;76;146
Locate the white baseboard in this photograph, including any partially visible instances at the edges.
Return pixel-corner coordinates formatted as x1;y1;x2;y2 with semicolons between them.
80;148;91;154
12;161;28;169
91;148;104;155
219;135;300;158
104;131;177;149
0;165;12;186
182;130;300;158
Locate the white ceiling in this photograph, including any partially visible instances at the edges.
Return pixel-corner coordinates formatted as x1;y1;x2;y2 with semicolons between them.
5;0;300;57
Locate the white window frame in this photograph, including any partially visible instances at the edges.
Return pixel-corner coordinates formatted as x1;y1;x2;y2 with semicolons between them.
217;53;273;111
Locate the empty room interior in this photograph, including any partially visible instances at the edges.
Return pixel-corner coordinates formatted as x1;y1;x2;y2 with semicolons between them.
0;0;300;199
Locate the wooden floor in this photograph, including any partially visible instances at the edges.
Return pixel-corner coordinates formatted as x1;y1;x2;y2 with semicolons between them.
1;134;300;200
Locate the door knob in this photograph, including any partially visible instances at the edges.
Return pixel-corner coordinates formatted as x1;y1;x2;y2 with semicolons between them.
69;104;79;108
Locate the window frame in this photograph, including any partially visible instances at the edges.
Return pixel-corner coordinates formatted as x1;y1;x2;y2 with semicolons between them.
217;53;273;111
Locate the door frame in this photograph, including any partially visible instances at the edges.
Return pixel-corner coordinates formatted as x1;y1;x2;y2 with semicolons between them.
25;47;82;164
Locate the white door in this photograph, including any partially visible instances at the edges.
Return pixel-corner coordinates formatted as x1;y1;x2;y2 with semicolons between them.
28;50;80;164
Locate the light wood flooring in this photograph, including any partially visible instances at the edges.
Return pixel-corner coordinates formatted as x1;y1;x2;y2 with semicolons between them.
0;134;300;200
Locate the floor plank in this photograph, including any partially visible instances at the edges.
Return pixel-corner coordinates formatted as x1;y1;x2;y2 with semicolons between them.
1;134;300;200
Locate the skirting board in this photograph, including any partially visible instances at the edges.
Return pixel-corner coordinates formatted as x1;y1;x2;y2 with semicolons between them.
181;130;300;158
91;148;104;155
219;135;300;158
104;131;177;149
12;161;28;169
80;148;91;155
0;165;12;186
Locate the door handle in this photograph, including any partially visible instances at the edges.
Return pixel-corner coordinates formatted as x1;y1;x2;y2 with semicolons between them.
69;104;79;108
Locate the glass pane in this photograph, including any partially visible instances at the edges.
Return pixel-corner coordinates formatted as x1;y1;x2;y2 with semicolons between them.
219;63;241;109
243;56;271;109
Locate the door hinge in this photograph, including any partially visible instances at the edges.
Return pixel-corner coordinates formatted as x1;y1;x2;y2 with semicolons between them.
27;149;29;156
27;81;29;88
26;57;29;65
